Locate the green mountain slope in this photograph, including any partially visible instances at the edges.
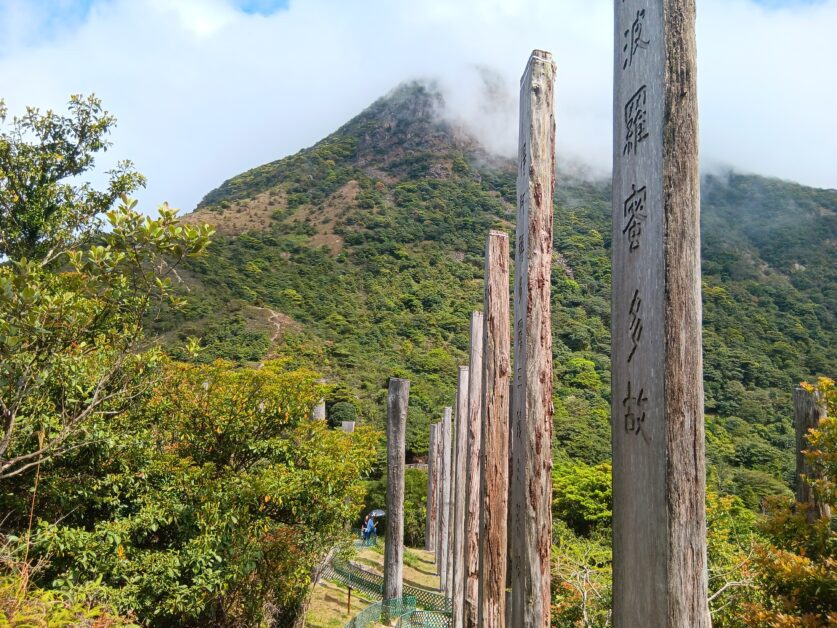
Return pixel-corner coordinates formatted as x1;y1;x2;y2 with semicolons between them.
163;82;835;505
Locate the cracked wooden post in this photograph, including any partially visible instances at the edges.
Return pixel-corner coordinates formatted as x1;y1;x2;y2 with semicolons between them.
426;423;439;552
793;386;831;523
439;407;453;594
383;378;409;603
452;365;470;622
464;310;484;626
612;0;709;625
479;231;511;628
510;49;555;628
446;412;456;600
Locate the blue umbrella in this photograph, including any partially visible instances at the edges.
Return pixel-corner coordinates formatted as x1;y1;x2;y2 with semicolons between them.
369;509;386;518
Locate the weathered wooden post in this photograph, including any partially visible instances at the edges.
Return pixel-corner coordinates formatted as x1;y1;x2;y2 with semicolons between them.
439;407;453;593
446;413;456;599
426;424;439;552
612;0;709;624
342;420;356;532
479;231;511;627
452;365;470;623
435;421;443;570
510;50;556;628
463;311;484;625
383;378;409;603
793;386;831;523
312;399;326;420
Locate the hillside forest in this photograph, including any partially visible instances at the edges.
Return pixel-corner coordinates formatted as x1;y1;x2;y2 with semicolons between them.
0;85;834;626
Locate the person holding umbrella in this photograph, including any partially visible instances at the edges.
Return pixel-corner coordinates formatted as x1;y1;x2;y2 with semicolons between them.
364;509;385;546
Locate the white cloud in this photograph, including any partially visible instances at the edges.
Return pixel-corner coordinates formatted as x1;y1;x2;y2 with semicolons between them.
0;0;834;216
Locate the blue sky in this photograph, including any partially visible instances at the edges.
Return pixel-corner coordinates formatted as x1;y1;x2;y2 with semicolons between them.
1;0;835;214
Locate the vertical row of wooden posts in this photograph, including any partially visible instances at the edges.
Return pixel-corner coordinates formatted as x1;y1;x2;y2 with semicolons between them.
412;49;558;627
378;1;826;624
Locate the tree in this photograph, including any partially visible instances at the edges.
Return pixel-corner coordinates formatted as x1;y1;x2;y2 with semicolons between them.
0;96;214;480
24;359;379;626
0;94;145;263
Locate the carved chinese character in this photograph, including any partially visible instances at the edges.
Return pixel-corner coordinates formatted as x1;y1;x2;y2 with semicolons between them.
623;380;648;436
622;9;650;70
622;184;647;251
628;289;642;362
623;85;649;155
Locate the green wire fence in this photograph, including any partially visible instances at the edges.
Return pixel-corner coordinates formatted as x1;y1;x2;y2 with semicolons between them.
395;610;453;627
344;596;416;628
324;557;451;614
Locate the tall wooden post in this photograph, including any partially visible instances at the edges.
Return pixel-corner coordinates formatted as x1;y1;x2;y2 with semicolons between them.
463;310;484;626
612;0;709;625
383;378;409;603
435;421;443;570
439;407;453;593
426;424;439;552
446;412;456;599
452;366;470;622
510;50;555;628
793;386;831;523
479;231;511;627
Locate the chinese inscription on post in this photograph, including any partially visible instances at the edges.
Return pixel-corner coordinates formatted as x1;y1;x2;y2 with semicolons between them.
623;85;649;156
628;290;642;362
623;381;648;438
622;9;650;70
622;184;647;251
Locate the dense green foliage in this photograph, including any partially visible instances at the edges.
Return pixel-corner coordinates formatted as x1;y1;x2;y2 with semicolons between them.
177;83;834;494
0;97;381;627
362;469;428;548
13;360;379;626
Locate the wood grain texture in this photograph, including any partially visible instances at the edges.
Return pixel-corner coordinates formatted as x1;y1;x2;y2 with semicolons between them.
426;423;438;552
478;231;511;628
464;310;484;626
383;378;409;602
452;366;470;625
510;49;555;628
793;387;831;523
439;406;453;593
612;1;709;624
434;422;444;571
662;2;709;625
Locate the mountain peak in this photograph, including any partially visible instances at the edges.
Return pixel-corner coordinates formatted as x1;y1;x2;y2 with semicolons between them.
195;80;488;211
334;80;482;168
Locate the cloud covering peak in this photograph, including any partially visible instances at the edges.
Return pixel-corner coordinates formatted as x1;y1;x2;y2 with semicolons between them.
1;0;835;214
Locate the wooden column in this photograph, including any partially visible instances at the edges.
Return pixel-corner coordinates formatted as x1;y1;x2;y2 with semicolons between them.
510;50;555;628
793;386;831;523
612;0;709;625
383;378;409;602
312;398;326;420
463;310;484;626
452;366;470;623
439;407;453;593
435;421;443;570
479;231;511;627
426;424;439;552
